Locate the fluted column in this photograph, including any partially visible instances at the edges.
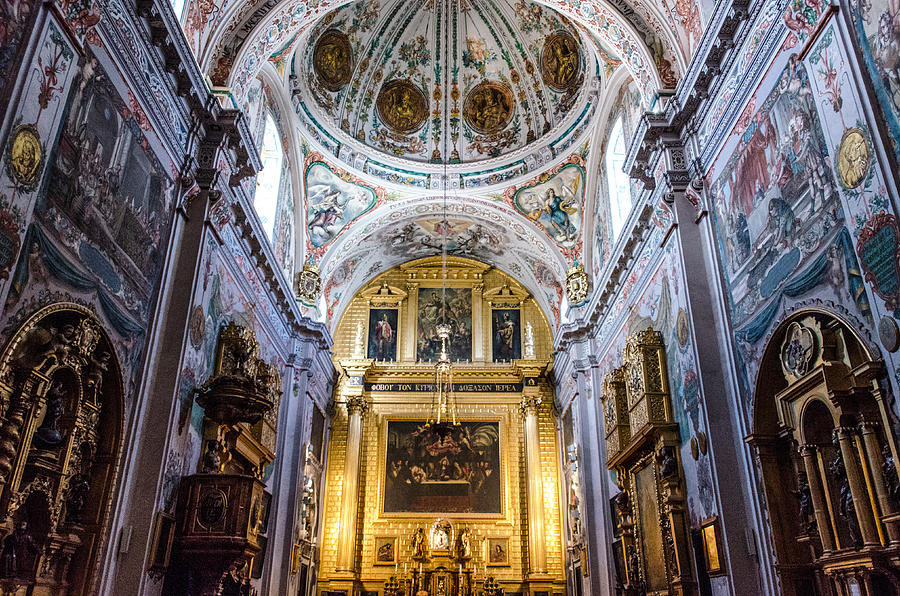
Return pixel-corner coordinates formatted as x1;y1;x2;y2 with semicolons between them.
835;427;880;547
858;421;900;545
472;282;484;362
521;395;546;575
800;445;836;552
336;395;367;572
405;283;419;362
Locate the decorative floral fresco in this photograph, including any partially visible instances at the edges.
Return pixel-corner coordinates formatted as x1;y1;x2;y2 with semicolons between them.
296;0;594;165
305;157;384;255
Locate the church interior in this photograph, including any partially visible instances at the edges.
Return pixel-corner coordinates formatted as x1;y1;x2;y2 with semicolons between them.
1;0;900;594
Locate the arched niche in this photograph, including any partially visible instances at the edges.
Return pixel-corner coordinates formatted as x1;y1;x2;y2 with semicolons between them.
747;309;900;596
0;302;124;595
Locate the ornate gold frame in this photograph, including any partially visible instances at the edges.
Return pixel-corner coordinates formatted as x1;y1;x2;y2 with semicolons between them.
376;416;508;520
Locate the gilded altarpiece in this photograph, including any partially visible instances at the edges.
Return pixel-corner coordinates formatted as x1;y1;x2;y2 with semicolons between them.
318;258;564;596
602;329;697;596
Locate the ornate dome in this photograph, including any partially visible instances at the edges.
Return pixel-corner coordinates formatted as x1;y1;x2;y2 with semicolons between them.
294;0;596;166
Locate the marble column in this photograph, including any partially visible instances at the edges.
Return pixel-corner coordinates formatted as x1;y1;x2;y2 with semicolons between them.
858;421;900;545
835;427;880;547
405;283;419;362
521;395;547;575
800;445;835;552
472;282;484;362
336;395;367;572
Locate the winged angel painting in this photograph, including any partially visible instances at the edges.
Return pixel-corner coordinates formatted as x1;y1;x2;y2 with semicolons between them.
512;163;583;248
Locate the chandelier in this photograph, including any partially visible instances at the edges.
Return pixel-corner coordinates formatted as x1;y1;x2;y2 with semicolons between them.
426;156;460;432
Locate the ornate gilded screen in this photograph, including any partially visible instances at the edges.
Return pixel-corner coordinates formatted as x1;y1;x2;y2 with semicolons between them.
383;420;501;514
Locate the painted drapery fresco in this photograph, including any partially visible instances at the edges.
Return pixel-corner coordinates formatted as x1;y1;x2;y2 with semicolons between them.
383;421;501;514
491;308;521;361
306;160;379;250
368;308;398;361
416;287;472;362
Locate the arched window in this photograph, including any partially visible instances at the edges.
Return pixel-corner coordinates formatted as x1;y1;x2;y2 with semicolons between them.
171;0;187;19
254;113;283;241
606;117;631;240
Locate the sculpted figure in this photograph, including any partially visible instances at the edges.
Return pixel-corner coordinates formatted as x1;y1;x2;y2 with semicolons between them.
411;527;427;559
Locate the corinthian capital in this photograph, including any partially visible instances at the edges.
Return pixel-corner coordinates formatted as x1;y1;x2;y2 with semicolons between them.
519;396;543;417
346;396;368;416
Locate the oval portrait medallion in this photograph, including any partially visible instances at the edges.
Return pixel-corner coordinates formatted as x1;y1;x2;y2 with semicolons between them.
313;30;353;91
376;79;428;134
837;127;870;189
6;124;43;190
542;31;581;91
463;81;514;135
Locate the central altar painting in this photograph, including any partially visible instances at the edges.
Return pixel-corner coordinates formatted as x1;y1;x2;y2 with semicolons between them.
416;288;473;362
384;421;501;514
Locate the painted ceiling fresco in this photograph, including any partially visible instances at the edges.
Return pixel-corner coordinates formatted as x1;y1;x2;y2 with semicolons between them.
316;196;570;330
295;0;594;164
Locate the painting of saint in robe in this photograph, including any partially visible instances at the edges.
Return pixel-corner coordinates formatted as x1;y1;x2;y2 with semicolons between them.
491;309;521;361
368;309;398;361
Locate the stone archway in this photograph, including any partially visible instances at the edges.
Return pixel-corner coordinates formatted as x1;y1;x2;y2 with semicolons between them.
748;309;900;596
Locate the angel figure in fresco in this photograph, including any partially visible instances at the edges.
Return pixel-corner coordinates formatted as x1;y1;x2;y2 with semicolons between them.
874;9;900;112
308;188;344;235
537;187;578;242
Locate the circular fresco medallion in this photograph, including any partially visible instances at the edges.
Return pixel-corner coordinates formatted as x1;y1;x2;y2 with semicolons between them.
189;305;205;349
313;30;353;91
837;127;870;189
542;31;581;91
376;79;428;134
6;124;43;190
463;81;514;135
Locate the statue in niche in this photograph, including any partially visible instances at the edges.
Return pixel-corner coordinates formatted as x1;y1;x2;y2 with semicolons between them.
202;439;223;473
524;322;535;358
795;470;816;533
354;321;365;358
66;473;91;522
455;528;472;560
0;521;39;579
33;380;68;449
831;454;863;548
411;527;427;560
86;350;111;395
658;446;678;479
883;444;899;506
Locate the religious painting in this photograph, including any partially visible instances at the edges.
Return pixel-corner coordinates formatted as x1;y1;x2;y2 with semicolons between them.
511;163;584;248
542;31;581;91
709;57;838;325
486;537;509;566
376;79;428;134
491;309;521;362
372;217;508;263
374;536;398;565
848;0;900;165
463;82;514;134
313;30;353;91
306;161;378;248
367;308;398;361
383;421;502;514
430;519;452;552
416;288;472;362
42;55;174;298
6;124;43;191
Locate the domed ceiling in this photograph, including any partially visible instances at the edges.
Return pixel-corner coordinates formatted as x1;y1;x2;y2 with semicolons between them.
295;0;597;165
